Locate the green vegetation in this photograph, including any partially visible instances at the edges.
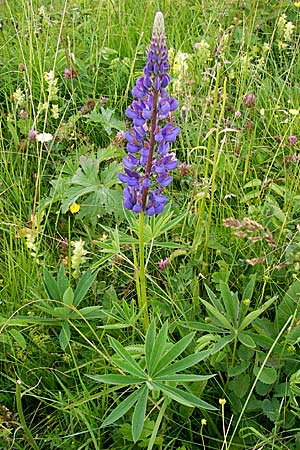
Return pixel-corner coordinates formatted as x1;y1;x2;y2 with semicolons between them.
0;0;300;448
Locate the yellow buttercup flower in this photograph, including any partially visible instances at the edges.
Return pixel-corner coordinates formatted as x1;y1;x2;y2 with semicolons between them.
69;203;80;214
294;2;300;8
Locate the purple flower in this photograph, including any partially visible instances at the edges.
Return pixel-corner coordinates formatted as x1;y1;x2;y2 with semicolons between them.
288;135;297;145
29;128;37;141
118;13;180;216
243;93;256;108
158;257;170;270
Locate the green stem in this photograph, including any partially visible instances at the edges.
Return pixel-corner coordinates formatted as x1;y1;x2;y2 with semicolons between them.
138;211;149;330
231;333;238;367
147;398;168;450
16;380;39;450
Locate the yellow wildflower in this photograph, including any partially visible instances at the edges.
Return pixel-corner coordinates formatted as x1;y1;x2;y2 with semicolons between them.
69;203;80;214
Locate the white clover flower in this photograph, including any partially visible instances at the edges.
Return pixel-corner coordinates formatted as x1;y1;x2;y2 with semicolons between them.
36;132;53;143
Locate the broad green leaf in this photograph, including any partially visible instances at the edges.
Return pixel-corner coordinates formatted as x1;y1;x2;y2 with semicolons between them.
239;296;276;331
9;329;26;349
43;267;60;300
153;332;195;375
155;352;211;378
132;385;148;442
59;322;71;350
228;373;250;399
145;320;156;371
243;179;262;189
108;336;146;378
210;335;234;355
220;281;239;327
238;332;256;348
156;374;215;382
56;265;69;301
77;306;105;319
63;287;74;306
73;269;98;307
205;285;224;313
275;280;300;330
101;388;141;427
228;360;250;377
183;321;222;333
253;366;277;385
148;321;168;375
86;374;144;385
52;306;71;318
242;275;256;303
200;299;233;331
262;398;280;422
153;382;217;410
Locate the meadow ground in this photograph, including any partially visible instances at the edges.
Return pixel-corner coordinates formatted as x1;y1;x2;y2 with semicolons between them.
0;0;300;449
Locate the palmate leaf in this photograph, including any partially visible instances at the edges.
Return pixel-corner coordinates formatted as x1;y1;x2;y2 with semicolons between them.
101;388;141;428
219;281;239;328
108;336;146;378
148;321;168;375
200;299;233;331
155;352;213;378
156;374;215;382
152;332;195;376
153;382;217;410
132;385;148;442
85;374;144;386
73;269;98;307
239;296;276;331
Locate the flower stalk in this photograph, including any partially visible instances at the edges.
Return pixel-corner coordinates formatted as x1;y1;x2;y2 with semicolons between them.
119;12;180;327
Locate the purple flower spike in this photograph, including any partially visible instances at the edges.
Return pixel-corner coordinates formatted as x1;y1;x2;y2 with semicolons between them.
118;12;180;216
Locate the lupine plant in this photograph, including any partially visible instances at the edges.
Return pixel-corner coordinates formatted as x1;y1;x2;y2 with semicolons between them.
118;12;180;329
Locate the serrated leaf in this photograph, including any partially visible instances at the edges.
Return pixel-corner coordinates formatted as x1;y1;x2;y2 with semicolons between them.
108;336;146;378
101;388;141;427
262;398;280;422
253;366;277;385
132;385;148;442
153;382;217;410
228;360;250;377
86;374;144;385
59;322;71;350
228;373;250;398
73;269;97;307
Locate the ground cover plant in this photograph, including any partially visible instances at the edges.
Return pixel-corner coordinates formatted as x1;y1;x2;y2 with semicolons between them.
0;0;300;448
